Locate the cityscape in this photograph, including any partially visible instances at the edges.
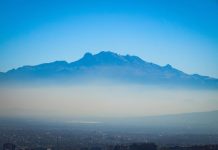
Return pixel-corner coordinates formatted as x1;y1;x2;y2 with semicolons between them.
1;118;218;150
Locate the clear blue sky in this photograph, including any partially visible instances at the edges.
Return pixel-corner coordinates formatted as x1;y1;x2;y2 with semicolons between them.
0;0;218;77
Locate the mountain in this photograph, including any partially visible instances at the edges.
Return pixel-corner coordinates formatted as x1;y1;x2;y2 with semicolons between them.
92;110;218;134
1;51;218;88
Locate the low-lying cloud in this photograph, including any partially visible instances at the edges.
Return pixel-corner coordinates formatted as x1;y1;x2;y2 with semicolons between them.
0;84;218;118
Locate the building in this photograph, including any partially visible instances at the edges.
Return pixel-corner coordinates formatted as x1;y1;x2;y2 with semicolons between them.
3;143;16;150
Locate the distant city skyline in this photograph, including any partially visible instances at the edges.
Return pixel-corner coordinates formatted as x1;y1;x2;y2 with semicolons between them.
0;0;218;77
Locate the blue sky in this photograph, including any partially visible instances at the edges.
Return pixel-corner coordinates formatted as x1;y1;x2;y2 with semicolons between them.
0;0;218;77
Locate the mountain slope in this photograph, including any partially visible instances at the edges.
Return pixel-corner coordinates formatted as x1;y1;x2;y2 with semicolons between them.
93;110;218;134
1;51;218;88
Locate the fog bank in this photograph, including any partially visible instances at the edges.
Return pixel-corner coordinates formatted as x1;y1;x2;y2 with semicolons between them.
0;84;218;118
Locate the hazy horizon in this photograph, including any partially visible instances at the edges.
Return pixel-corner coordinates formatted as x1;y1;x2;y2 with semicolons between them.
1;83;217;119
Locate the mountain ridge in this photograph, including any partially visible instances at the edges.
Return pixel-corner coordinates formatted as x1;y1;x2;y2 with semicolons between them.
1;51;218;88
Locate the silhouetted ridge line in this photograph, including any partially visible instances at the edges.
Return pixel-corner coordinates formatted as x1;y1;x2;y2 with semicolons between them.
0;51;217;88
